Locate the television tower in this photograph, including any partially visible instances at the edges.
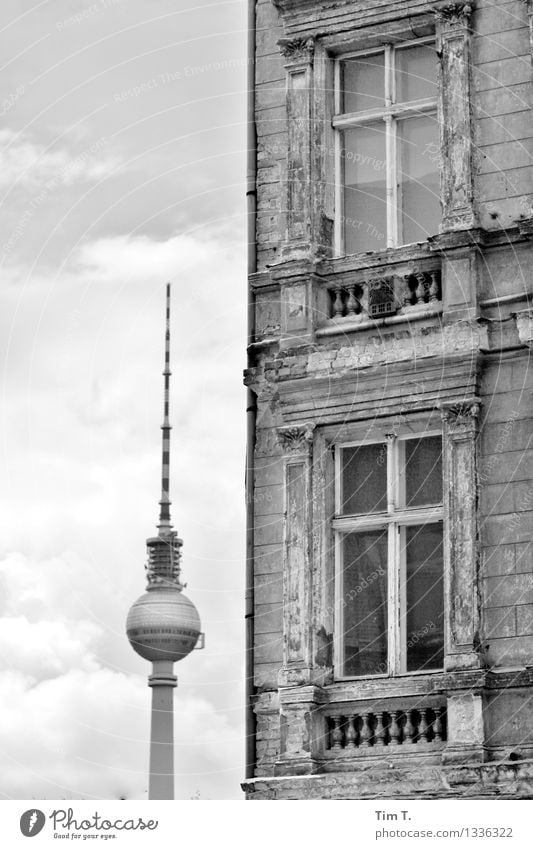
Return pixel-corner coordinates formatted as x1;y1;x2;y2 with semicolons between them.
126;283;203;800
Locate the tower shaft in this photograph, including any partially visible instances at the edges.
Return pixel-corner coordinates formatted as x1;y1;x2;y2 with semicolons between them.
148;661;178;800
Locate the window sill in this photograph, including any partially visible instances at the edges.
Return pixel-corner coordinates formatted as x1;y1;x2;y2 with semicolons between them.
317;302;442;337
325;670;447;704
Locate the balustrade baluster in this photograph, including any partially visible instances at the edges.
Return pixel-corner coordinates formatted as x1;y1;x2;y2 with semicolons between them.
403;275;413;307
360;713;372;747
375;712;386;746
433;708;444;742
419;708;429;742
332;287;344;318
415;273;426;304
389;711;401;746
403;710;416;745
346;285;359;315
429;270;440;302
345;715;357;748
359;282;369;318
331;715;344;749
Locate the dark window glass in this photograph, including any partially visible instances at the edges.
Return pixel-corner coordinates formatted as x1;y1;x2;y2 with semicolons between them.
342;53;385;114
397;114;441;245
342;530;388;676
395;44;438;103
343;123;387;253
342;443;387;514
405;435;443;507
404;523;444;671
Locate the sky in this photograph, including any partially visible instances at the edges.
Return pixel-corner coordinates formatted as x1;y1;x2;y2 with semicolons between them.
0;0;247;800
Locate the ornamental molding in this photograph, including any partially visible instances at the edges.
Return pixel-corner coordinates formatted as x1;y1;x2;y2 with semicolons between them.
277;422;316;452
514;308;533;348
278;36;315;64
433;1;474;25
440;399;481;429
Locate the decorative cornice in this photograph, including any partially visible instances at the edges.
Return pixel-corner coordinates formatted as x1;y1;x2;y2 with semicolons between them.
278;36;315;64
434;1;474;25
277;422;315;452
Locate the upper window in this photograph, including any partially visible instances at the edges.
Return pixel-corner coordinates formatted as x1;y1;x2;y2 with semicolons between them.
333;40;440;255
334;433;444;678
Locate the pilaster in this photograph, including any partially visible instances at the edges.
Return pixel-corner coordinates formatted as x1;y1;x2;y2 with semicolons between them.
277;423;316;686
521;0;533;64
279;37;316;261
435;2;477;232
275;685;326;775
441;399;484;672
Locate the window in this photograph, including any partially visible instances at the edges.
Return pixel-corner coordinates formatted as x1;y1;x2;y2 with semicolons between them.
333;40;440;255
334;434;444;678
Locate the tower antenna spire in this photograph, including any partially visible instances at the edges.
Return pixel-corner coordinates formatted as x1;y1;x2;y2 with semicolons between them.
158;282;172;533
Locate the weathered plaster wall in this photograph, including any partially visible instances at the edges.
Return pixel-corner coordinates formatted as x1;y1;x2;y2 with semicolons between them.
474;0;533;230
480;353;533;668
244;759;533;798
255;0;285;270
254;0;533;267
249;0;533;793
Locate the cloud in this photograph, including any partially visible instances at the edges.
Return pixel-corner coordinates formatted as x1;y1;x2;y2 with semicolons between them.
0;129;122;190
0;665;241;800
0;227;246;799
0;552;242;800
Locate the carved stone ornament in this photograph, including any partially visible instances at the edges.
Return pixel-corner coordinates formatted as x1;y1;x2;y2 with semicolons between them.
515;308;533;348
277;422;315;452
440;399;481;429
278;37;315;64
434;1;474;24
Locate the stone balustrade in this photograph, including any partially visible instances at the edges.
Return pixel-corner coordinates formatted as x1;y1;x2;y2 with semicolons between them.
325;705;447;751
327;267;442;322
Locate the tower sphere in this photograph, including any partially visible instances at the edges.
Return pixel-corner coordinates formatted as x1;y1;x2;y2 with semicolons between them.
126;586;201;663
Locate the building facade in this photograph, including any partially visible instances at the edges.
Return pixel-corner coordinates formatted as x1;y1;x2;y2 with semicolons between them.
243;0;533;799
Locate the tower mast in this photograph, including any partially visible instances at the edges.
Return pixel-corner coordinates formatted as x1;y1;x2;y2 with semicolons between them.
126;283;202;800
158;283;172;533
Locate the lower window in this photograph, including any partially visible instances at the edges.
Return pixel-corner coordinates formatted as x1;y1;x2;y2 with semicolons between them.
335;434;444;677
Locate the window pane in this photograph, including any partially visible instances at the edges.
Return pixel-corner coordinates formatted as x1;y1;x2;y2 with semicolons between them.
343;123;387;254
397;114;440;245
342;530;388;676
405;435;443;507
342;53;385;114
404;524;444;671
395;44;438;103
342;443;387;515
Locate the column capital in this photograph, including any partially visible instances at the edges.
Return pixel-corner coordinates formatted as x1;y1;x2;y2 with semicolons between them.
277;422;315;454
433;1;475;26
440;398;481;430
278;36;315;66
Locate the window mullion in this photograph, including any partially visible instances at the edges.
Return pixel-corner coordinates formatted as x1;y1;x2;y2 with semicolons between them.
387;522;398;675
334;60;343;257
334;530;343;674
390;117;399;247
384;45;397;249
386;434;397;674
398;524;407;674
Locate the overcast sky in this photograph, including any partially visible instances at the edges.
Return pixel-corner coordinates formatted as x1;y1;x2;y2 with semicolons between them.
0;0;247;800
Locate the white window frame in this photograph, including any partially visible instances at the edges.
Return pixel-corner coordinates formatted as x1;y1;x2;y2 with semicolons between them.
333;430;444;679
333;37;438;256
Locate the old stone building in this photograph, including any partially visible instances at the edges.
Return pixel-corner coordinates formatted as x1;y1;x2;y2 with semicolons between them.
243;0;533;798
